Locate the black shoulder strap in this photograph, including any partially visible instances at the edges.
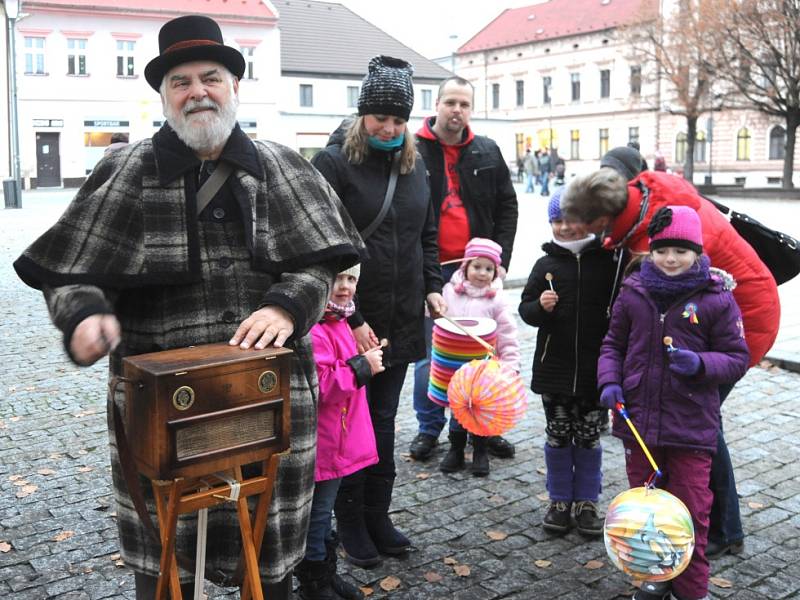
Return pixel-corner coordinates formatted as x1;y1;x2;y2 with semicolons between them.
360;152;401;240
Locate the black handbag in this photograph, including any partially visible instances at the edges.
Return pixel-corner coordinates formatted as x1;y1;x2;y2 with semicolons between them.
704;195;800;285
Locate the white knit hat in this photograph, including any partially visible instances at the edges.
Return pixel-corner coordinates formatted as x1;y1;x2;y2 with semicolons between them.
339;263;361;279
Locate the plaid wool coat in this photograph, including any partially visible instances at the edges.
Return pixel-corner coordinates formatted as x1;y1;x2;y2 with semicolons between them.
14;125;364;584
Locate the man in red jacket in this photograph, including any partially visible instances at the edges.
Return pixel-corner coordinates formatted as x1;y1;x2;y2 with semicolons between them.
410;77;518;463
561;167;780;560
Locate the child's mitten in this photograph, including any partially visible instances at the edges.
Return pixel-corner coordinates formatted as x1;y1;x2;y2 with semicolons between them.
600;384;624;410
668;348;702;376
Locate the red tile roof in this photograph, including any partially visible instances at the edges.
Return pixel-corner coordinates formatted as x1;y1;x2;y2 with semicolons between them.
25;0;276;22
457;0;657;54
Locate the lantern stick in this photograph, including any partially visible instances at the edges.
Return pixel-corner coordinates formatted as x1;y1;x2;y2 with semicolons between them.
615;402;662;481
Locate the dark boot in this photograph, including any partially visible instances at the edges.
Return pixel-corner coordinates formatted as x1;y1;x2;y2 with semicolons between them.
470;435;490;477
439;430;467;473
486;435;515;458
543;444;574;533
333;474;381;568
325;535;364;599
573;445;603;536
363;475;411;555
295;558;337;600
134;572;194;600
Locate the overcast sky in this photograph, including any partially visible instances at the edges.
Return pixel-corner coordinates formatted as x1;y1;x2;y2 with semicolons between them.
335;0;539;59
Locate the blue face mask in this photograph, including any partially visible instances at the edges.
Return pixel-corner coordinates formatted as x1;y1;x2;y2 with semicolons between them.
367;133;405;151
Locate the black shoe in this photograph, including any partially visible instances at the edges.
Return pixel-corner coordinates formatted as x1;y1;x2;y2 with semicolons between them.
296;559;337;600
542;501;572;533
486;435;515;458
363;475;411;555
632;580;670;600
334;477;381;568
409;433;438;460
471;436;490;477
705;538;744;559
573;500;603;536
324;537;364;599
439;431;467;473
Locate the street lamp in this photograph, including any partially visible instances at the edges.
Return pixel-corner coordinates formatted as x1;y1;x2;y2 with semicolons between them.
4;0;22;208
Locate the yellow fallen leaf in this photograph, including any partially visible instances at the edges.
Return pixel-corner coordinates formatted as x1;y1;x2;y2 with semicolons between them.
536;493;550;502
37;469;56;476
424;571;443;583
453;564;471;577
584;560;604;570
359;587;373;597
485;530;508;541
416;472;431;480
443;556;458;565
0;541;12;553
534;559;552;568
710;576;733;589
536;466;547;475
53;530;75;542
12;479;29;487
16;485;38;498
115;559;125;567
747;501;764;509
8;474;23;481
10;416;21;422
109;554;121;561
379;576;401;591
78;466;94;473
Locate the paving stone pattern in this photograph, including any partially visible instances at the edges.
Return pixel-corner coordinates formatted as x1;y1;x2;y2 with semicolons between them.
2;193;799;599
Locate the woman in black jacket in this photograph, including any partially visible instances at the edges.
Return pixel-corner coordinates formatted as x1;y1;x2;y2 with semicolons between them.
311;56;445;571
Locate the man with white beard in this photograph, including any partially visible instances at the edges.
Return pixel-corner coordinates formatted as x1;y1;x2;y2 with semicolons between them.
14;15;363;600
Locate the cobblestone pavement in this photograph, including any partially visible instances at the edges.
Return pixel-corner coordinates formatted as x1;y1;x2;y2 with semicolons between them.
2;192;800;599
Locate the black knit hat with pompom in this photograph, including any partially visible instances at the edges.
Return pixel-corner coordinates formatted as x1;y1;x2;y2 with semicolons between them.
358;56;415;121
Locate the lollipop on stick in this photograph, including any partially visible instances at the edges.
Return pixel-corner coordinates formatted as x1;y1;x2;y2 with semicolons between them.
545;272;555;291
663;336;676;352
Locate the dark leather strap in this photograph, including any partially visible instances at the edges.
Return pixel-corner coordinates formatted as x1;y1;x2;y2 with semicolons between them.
196;162;234;216
360;151;401;240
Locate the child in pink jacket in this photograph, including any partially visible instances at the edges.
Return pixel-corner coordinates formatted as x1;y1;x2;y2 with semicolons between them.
298;264;383;600
440;237;521;477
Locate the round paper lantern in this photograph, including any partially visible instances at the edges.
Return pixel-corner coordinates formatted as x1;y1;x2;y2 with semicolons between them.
604;487;695;582
447;357;527;436
428;317;497;408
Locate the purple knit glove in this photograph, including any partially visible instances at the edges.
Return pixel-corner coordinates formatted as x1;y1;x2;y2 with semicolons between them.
600;384;624;410
668;348;702;376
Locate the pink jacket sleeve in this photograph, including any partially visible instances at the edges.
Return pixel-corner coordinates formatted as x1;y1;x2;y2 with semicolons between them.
310;324;360;407
493;292;521;372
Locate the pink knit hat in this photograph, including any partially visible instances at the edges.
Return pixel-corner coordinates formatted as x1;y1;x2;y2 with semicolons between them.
463;237;502;267
647;205;703;253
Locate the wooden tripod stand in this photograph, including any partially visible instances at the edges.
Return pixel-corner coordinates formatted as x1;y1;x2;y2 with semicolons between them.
150;452;285;600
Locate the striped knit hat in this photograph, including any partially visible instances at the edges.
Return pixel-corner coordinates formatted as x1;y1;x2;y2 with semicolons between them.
548;187;564;222
648;206;703;253
358;56;415;121
463;237;502;268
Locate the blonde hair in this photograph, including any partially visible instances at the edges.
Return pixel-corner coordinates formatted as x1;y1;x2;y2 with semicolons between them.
561;168;628;223
343;116;417;175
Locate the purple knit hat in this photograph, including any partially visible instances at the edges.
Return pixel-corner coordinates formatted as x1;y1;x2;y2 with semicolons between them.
463;237;502;267
647;205;703;253
548;187;564;222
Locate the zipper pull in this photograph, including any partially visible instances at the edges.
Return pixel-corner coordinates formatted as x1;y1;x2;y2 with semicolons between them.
341;406;347;432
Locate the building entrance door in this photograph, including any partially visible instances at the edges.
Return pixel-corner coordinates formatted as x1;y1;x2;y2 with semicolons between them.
35;132;61;187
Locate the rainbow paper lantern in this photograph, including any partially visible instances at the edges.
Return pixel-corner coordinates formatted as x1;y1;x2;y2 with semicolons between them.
604;487;695;582
428;317;497;407
447;357;527;436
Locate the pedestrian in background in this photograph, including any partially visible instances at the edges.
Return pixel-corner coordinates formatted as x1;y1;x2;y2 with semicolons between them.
438;237;521;477
598;206;749;600
518;187;619;536
523;148;540;193
539;148;551;196
311;55;445;568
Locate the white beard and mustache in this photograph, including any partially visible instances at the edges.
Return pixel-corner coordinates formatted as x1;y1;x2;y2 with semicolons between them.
164;92;239;154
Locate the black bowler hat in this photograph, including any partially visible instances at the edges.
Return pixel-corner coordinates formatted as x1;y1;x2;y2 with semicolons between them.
144;15;245;91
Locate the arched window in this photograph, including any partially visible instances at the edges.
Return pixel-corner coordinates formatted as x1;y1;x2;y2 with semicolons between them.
769;125;786;160
694;131;707;163
675;132;687;164
737;127;751;161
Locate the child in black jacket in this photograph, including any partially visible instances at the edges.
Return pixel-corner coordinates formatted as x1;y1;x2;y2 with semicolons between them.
518;187;624;536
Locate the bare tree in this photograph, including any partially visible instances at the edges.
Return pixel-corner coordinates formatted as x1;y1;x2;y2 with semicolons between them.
710;0;800;188
625;0;727;182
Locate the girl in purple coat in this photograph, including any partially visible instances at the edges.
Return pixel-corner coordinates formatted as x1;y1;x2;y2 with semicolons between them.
598;206;749;600
298;264;383;600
